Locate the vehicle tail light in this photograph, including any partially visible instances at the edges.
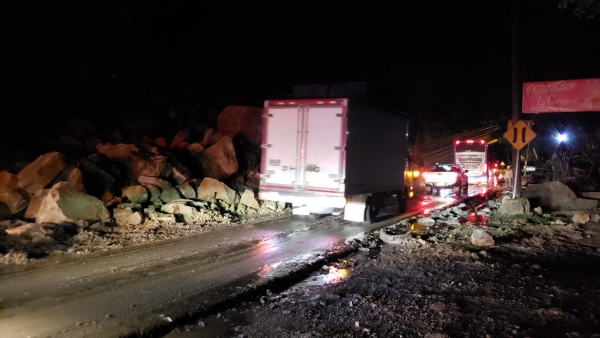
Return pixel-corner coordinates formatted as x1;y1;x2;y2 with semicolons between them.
480;140;485;144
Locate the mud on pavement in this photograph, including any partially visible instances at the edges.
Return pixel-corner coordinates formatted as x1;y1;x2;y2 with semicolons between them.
170;191;600;338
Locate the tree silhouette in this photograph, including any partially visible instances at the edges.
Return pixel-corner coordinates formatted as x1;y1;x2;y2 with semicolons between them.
558;0;600;19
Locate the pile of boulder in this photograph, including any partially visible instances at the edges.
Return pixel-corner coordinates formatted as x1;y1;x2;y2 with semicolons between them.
0;106;289;263
378;181;600;251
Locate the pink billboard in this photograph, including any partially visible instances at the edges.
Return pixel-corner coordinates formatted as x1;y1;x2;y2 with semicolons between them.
522;78;600;113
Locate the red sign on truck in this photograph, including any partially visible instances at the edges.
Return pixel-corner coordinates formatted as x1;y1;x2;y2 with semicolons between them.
522;78;600;113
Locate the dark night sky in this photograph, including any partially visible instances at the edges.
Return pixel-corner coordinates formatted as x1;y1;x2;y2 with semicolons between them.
1;0;599;134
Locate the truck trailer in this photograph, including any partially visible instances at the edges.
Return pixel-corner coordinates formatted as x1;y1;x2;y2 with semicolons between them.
258;98;411;223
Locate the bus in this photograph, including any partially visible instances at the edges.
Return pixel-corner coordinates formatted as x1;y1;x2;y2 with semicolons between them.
454;139;489;185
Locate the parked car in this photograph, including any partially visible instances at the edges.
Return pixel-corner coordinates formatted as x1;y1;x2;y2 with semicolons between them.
422;163;469;196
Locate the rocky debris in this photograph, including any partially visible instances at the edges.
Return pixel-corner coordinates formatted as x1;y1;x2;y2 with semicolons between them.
497;197;530;215
33;182;110;224
121;185;149;204
17;151;67;194
0;186;29;215
52;165;85;192
572;211;590;225
379;228;412;244
234;190;600;338
96;143;139;159
0;105;291;265
113;206;144;226
201;136;238;180
0;170;18;188
217;106;263;145
470;229;495;246
523;181;598;211
1;176;290;266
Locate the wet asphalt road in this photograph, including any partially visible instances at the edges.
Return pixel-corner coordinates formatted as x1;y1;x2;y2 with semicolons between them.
0;185;491;338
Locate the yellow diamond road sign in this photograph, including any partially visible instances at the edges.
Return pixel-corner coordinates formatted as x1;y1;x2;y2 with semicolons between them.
503;120;537;151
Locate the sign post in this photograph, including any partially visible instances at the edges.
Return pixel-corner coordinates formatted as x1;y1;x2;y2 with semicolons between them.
503;120;537;198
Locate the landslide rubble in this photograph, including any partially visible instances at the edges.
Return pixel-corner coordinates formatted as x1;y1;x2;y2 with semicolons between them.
218;189;600;338
0;106;292;266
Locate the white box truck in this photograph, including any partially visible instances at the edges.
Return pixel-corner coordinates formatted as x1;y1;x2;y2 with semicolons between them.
258;98;411;223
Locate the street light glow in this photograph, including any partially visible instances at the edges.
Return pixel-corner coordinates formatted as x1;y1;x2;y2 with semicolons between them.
556;133;567;142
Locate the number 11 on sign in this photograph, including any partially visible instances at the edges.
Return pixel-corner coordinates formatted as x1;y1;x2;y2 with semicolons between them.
511;125;527;144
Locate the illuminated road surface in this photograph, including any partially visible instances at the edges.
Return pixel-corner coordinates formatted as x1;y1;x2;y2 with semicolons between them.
0;186;489;338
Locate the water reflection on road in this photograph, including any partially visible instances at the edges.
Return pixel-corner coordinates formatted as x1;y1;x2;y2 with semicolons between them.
408;182;491;216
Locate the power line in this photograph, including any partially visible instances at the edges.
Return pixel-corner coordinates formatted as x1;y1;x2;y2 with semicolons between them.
415;125;500;150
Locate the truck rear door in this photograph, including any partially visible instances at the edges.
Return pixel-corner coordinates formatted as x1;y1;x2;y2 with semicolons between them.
261;105;301;189
261;99;347;194
303;105;345;192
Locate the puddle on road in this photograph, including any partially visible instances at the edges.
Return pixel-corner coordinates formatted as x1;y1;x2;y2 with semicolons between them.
285;249;377;290
163;308;250;338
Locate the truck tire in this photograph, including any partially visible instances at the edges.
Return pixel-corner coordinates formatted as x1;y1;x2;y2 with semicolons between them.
454;182;462;196
365;195;380;223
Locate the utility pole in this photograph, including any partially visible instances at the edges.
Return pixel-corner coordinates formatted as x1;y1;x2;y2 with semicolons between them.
511;0;522;197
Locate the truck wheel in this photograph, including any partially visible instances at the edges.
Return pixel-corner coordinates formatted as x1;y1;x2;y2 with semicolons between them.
365;195;380;223
454;182;462;196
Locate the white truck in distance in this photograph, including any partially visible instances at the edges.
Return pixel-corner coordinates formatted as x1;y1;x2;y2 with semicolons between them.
258;98;411;223
422;163;469;196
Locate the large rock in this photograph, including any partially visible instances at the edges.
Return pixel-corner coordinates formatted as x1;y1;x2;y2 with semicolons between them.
96;143;138;159
130;155;172;179
201;128;222;148
160;187;181;203
177;181;196;199
167;157;192;185
170;129;190;149
197;177;236;204
187;143;204;153
24;189;50;220
239;190;260;210
522;181;578;211
471;229;495;247
143;184;162;202
113;207;144;226
0;186;29;214
138;176;172;190
17;152;66;194
35;182;110;224
161;202;198;225
4;223;47;237
52;165;85;192
0;171;18;189
78;158;117;198
497;198;531;215
217;106;263;145
121;185;149;204
202;136;238;180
